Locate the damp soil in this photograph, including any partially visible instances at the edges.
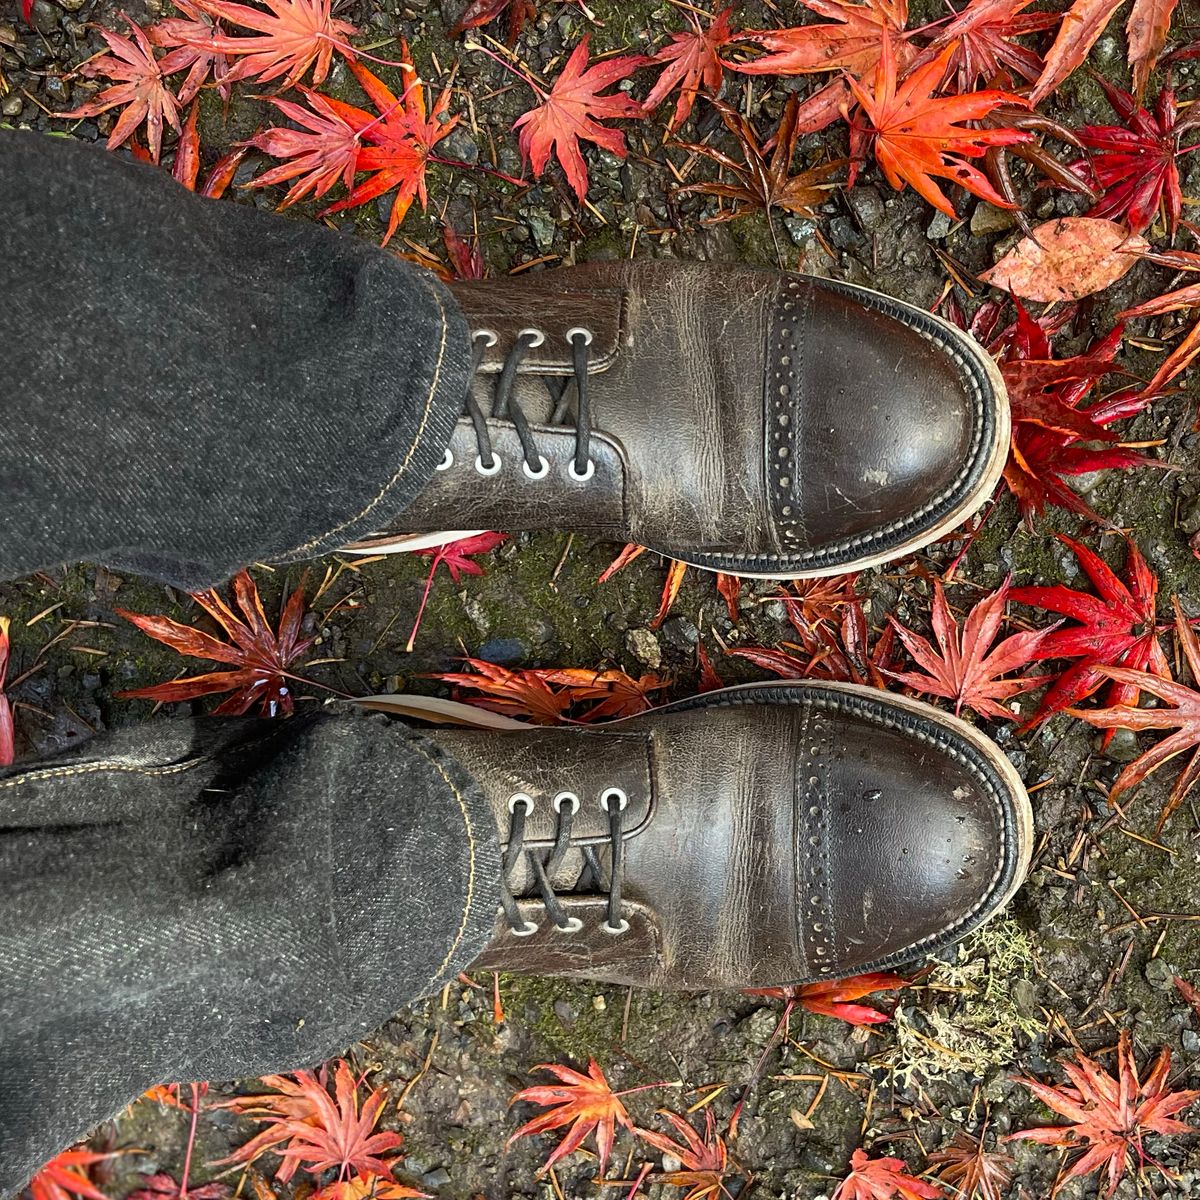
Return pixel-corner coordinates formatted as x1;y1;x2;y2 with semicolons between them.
5;0;1200;1196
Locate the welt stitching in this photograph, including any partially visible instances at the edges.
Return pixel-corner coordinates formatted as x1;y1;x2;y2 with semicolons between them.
285;272;452;558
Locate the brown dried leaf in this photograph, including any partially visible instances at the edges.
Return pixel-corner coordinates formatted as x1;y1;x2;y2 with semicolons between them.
981;217;1148;301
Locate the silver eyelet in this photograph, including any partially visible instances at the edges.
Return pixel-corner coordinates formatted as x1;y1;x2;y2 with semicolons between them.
553;791;580;815
600;787;628;813
522;455;551;481
475;453;502;477
568;459;596;483
507;792;534;815
436;449;454;471
554;917;584;934
473;328;498;347
518;327;546;348
566;326;594;346
511;920;539;937
602;918;631;936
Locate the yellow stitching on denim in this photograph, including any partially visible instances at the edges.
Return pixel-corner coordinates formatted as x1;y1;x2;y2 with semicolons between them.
410;743;479;992
288;274;452;557
0;759;205;788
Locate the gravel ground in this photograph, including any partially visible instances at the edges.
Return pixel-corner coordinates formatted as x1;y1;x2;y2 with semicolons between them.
5;0;1200;1196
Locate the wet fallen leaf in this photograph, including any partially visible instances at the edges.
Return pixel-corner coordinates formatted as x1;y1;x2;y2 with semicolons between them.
981;217;1148;301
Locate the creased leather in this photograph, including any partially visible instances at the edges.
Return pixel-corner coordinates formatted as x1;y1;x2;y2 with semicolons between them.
435;685;1026;991
396;262;1003;574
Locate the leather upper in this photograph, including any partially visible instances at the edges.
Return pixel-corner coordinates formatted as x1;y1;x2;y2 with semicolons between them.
393;262;1007;575
432;683;1030;991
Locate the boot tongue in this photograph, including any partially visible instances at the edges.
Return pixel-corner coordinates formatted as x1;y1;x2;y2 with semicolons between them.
425;725;654;897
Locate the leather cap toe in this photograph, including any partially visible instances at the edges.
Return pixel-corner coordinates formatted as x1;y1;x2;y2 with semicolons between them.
801;694;1022;977
774;279;999;562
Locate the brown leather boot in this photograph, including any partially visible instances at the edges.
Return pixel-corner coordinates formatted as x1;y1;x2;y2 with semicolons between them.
348;262;1009;578
383;682;1031;989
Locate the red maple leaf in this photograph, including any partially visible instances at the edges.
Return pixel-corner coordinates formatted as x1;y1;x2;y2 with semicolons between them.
449;0;537;44
1065;78;1200;237
728;0;911;79
643;6;734;132
405;532;506;650
917;0;1059;93
0;616;13;767
442;224;486;280
28;1149;121;1200
1068;596;1200;833
509;1059;645;1178
747;973;910;1027
927;1129;1014;1200
636;1109;734;1200
512;35;646;201
1009;534;1170;735
189;0;357;89
1007;1030;1200;1195
63;16;182;163
994;305;1165;527
244;89;362;208
325;54;461;246
529;666;669;720
845;38;1032;217
148;0;233;104
833;1148;945;1199
885;578;1054;721
116;569;316;717
19;0;32;23
261;1061;403;1184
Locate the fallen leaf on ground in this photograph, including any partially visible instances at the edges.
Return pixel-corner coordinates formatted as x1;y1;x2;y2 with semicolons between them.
513;35;646;201
508;1059;637;1178
642;5;733;133
832;1148;945;1199
1030;0;1123;104
1008;1029;1199;1194
928;1129;1014;1200
406;532;506;650
636;1109;734;1200
886;578;1054;721
981;218;1147;301
1129;0;1180;96
62;16;181;163
116;569;316;717
28;1149;123;1200
450;0;537;43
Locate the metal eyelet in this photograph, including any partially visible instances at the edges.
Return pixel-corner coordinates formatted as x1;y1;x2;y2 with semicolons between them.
566;326;594;346
602;918;631;936
600;787;628;813
436;449;454;471
507;792;534;814
511;920;539;937
523;455;551;481
554;917;584;934
518;327;546;348
568;459;596;483
473;328;498;348
475;453;502;477
553;791;580;815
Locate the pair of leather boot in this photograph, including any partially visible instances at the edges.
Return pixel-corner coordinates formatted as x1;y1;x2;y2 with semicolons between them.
356;262;1027;989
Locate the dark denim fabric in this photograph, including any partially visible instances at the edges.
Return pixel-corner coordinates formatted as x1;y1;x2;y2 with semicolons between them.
0;127;470;590
0;712;501;1195
0;131;499;1192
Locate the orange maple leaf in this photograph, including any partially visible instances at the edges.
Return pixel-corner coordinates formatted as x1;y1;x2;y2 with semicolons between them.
845;38;1032;216
190;0;356;88
643;6;734;132
28;1149;121;1200
885;578;1054;721
1007;1030;1200;1195
833;1149;945;1200
509;1059;639;1177
729;0;911;78
746;972;910;1026
62;16;181;163
513;35;646;200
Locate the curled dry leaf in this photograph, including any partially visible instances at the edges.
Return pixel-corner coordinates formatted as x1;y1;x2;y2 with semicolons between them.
981;217;1148;302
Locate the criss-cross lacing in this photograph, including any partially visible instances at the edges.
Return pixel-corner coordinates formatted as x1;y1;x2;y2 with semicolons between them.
441;326;596;483
499;787;630;937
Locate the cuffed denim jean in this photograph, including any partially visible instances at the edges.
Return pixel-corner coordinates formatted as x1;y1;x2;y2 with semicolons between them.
0;129;501;1192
